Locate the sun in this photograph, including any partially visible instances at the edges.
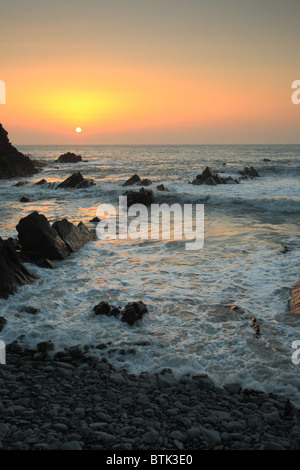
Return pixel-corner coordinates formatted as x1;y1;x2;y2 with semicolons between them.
75;127;82;133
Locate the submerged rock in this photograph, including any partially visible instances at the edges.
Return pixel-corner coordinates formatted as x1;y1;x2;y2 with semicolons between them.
122;174;141;186
14;180;29;187
0;237;37;299
0;124;38;179
56;152;82;163
20;195;30;202
123;187;154;206
56;172;95;189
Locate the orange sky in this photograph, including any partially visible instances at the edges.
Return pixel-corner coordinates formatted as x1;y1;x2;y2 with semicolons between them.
0;0;299;144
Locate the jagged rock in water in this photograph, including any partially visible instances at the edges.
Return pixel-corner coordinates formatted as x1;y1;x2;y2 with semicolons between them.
16;211;70;261
123;187;154;206
122;174;141;186
157;184;170;192
121;301;148;325
239;166;260;178
0;123;38;179
52;219;96;253
137;178;152;186
190;167;227;185
93;301;121;318
56;172;95;189
0;237;37;299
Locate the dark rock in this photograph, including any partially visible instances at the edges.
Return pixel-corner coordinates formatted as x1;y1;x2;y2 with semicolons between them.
0;316;7;332
263;158;271;162
123;187;154;206
90;217;100;223
20;195;30;202
239;166;260;178
0;124;38;179
137;178;152;186
14;180;29;187
56;152;82;163
56;172;95;189
190;166;229;186
156;184;170;192
121;301;148;325
35;179;47;185
22;306;40;315
52;219;95;253
16;211;70;261
122;174;141;186
35;258;55;269
37;340;55;353
93;301;121;318
0;237;37;299
290;280;300;315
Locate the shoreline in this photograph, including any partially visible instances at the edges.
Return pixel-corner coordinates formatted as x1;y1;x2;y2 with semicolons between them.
1;342;300;450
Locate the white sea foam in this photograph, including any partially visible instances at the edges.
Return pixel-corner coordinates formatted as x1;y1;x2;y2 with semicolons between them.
1;145;300;404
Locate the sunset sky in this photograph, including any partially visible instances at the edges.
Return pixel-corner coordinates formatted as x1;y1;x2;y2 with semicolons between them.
0;0;299;144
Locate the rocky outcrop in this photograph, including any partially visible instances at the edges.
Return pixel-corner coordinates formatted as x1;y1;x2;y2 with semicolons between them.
93;300;148;325
52;219;95;253
190;167;239;186
0;124;38;179
137;178;152;186
55;152;83;163
239;166;260;179
290;280;300;314
0;237;37;299
16;212;70;261
121;301;148;325
16;211;95;263
157;184;170;192
123;187;154;206
122;174;141;186
56;172;95;189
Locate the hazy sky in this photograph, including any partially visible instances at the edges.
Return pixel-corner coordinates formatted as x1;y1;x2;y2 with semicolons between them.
0;0;299;144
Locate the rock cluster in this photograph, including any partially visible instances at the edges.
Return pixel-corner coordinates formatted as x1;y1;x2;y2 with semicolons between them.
16;211;96;263
190;167;239;186
123;187;154;207
0;124;38;179
93;301;148;325
0;344;299;450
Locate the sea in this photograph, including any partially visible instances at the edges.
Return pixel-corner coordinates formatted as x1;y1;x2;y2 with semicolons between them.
0;144;300;403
